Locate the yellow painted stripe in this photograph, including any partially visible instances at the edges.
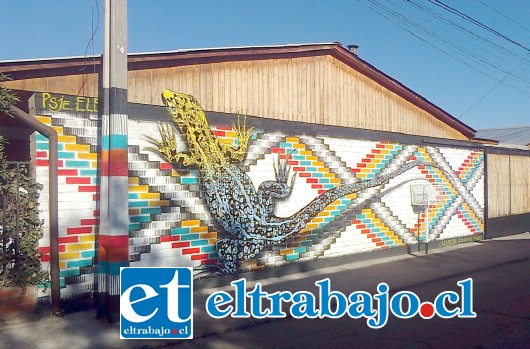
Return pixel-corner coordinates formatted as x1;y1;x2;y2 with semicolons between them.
279;248;293;256
36;116;52;125
286;137;299;143
129;185;149;192
59;252;80;260
66;242;94;252
58;135;76;143
52;126;64;133
150;200;169;206
80;235;96;242
182;220;200;227
293;143;305;149
191;226;208;233
77;152;97;160
140;192;160;199
65;143;90;152
128;177;139;184
200;232;217;239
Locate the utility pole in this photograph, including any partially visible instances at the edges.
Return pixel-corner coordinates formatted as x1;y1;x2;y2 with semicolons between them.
97;0;129;322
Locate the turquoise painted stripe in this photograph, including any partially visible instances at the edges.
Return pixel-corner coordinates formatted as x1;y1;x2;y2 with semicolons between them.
323;216;334;222
313;173;323;178
278;142;292;148
60;278;65;288
180;234;200;241
36;142;49;150
208;251;219;259
294;246;307;254
99;261;128;276
67;258;93;268
181;177;198;185
81;250;96;258
322;184;334;189
200;245;216;253
293;155;305;160
141;207;161;214
129;223;140;231
102;134;128;150
191;240;208;247
65;160;90;168
130;215;151;223
58;151;76;159
285;253;300;261
336;205;347;210
128;193;139;199
36;134;48;142
129;200;149;208
299;240;313;247
60;268;81;278
300;161;312;166
306;167;317;172
80;169;98;176
171;227;190;235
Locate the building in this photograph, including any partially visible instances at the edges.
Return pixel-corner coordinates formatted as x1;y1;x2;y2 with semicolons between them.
1;43;528;312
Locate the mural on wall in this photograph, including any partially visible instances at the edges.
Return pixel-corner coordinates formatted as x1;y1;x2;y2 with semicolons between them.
33;92;484;299
148;90;481;274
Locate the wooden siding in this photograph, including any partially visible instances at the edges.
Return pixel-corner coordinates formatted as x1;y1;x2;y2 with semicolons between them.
5;55;468;140
487;154;530;218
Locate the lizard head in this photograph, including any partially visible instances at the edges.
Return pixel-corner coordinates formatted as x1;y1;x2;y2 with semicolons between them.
161;89;207;130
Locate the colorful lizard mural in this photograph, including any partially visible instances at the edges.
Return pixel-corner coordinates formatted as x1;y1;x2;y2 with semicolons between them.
148;90;462;273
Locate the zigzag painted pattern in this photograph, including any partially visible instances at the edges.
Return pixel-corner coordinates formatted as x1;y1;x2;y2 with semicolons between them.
35;111;485;298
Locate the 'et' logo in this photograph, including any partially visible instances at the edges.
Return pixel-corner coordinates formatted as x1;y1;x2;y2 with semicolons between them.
120;267;193;339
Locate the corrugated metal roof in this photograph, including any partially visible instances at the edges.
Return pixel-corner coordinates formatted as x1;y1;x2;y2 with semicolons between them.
475;127;530;146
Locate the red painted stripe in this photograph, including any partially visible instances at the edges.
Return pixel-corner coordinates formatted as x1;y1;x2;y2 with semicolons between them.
100;149;129;176
182;247;200;255
36;159;49;166
357;163;367;168
299;173;311;177
215;124;232;130
59;236;79;244
39;246;50;254
36;151;48;158
191;253;209;261
66;177;91;184
375;242;385;247
160;162;172;170
318;190;326;195
367;233;376;238
67;226;92;235
376;144;386;149
58;169;78;176
212;130;225;137
362;159;371;163
287;160;298;165
200;258;219;265
78;185;98;192
306;178;318;183
41;254;50;262
311;184;322;189
80;218;99;226
172;241;190;249
360;228;370;234
351;168;361;173
160;235;180;242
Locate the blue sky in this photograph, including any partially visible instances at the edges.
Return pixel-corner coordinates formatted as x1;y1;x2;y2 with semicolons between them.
1;0;529;130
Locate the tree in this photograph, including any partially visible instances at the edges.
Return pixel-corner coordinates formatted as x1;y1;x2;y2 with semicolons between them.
0;73;20;113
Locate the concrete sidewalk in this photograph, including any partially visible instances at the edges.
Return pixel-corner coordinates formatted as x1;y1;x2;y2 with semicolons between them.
1;233;529;349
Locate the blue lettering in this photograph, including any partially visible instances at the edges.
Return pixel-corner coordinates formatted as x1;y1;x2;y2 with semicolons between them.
367;283;389;329
317;278;348;318
291;291;318;319
390;291;420;319
205;292;233;318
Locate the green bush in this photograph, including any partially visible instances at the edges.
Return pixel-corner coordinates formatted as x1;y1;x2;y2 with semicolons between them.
0;137;49;291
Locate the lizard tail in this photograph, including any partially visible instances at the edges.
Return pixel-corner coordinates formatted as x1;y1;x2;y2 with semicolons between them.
269;160;455;242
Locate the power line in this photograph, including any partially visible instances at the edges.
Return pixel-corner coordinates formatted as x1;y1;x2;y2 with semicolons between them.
428;0;530;53
476;0;530;34
357;0;530;97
